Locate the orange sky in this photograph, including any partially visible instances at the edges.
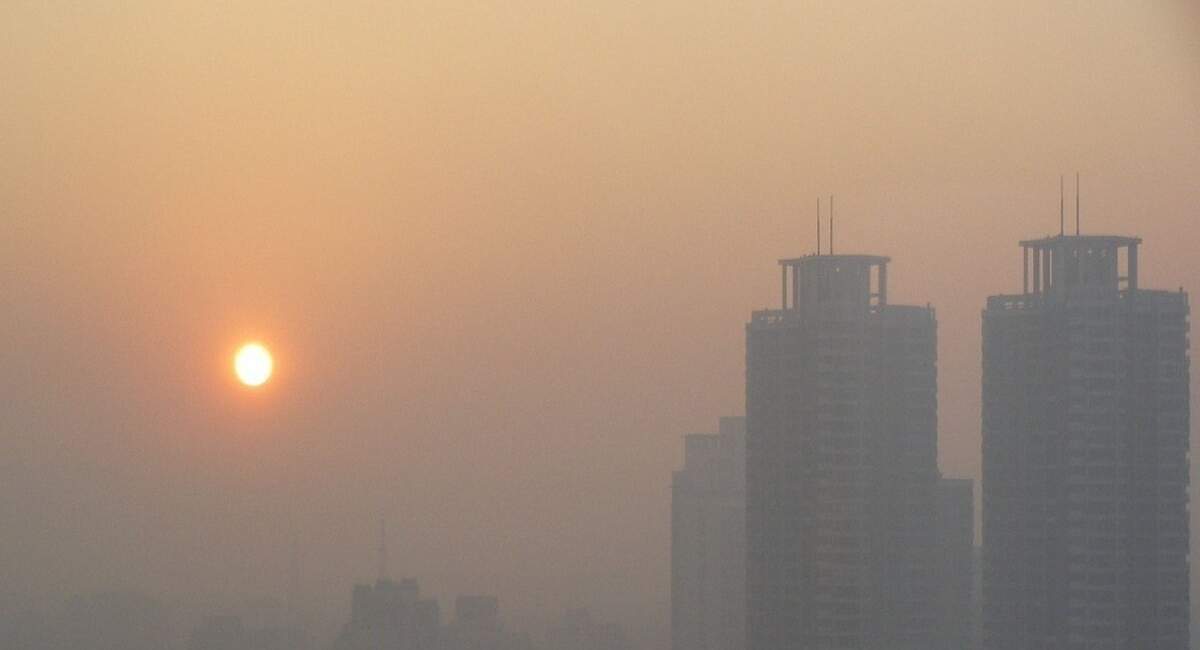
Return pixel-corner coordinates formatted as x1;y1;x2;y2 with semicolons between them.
2;1;1199;644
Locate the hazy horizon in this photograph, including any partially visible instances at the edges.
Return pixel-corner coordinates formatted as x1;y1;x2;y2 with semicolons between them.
3;2;1199;646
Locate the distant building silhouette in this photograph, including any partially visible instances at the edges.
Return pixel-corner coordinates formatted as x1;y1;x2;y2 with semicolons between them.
3;591;171;650
190;615;247;650
546;608;633;650
329;578;539;650
188;614;310;650
971;547;983;650
332;578;440;650
746;252;964;650
671;416;745;650
442;595;531;650
982;234;1190;649
936;477;975;650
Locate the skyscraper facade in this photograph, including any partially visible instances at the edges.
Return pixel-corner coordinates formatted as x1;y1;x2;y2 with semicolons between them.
671;416;746;650
745;254;942;650
982;235;1190;650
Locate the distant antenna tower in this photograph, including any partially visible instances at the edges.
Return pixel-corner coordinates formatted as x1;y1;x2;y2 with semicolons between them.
829;195;834;255
1059;175;1065;236
816;197;822;255
1075;172;1080;235
378;516;388;582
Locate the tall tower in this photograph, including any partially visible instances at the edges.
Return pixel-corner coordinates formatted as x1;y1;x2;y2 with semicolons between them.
982;235;1190;649
745;254;942;650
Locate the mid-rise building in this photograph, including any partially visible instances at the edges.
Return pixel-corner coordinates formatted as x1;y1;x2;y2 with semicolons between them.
671;416;746;650
982;234;1190;649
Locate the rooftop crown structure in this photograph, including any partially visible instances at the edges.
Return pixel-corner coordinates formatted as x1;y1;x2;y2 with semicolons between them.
1018;234;1141;295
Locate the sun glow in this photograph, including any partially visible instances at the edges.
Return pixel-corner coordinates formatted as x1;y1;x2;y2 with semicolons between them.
234;343;274;387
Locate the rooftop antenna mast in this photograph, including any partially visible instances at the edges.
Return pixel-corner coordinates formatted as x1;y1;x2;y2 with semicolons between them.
829;195;834;255
1059;175;1065;236
1080;171;1089;236
816;197;821;255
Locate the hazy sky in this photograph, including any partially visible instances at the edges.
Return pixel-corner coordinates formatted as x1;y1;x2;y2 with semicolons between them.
3;1;1199;644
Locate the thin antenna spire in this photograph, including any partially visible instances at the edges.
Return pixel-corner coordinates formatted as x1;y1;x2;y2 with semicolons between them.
829;195;834;255
816;197;821;255
378;516;388;582
1075;172;1080;235
1059;175;1065;236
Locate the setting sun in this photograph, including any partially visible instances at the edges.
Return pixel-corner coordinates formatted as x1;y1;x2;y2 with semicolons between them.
234;343;273;387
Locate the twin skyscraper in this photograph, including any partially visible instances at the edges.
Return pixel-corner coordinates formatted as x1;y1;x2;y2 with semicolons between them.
982;236;1189;649
672;232;1190;650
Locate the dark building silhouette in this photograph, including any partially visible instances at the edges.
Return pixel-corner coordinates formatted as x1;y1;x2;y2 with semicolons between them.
671;416;745;650
982;234;1190;649
746;253;947;650
332;578;440;650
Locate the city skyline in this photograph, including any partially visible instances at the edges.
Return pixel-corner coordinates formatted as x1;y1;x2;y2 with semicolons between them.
4;219;1193;649
4;2;1200;649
